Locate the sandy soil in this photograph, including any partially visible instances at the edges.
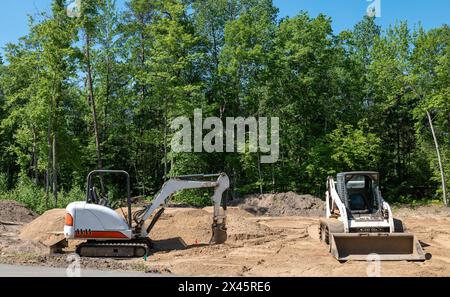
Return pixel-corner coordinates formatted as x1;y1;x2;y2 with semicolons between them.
0;200;37;223
1;200;450;276
230;192;325;217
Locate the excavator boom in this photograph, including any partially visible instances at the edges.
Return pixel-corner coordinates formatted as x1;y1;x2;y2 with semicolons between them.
134;173;229;244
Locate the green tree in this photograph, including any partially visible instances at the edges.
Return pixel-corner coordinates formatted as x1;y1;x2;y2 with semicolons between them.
0;1;80;206
120;0;162;195
219;0;278;193
146;0;203;177
271;12;342;194
410;25;450;201
328;122;381;172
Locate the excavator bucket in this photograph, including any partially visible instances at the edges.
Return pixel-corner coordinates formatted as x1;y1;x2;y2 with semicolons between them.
330;233;426;261
210;223;227;244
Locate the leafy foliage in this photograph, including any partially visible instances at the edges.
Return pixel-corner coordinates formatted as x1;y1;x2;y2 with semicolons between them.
0;1;449;210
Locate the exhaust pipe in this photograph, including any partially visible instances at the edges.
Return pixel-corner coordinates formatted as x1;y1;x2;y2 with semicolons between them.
330;233;426;261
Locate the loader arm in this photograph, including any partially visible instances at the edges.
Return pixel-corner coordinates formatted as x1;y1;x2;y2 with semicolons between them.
382;200;395;233
326;177;349;232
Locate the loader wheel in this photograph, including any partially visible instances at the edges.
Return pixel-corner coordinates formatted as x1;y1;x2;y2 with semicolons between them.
319;219;344;245
393;218;404;232
319;219;330;245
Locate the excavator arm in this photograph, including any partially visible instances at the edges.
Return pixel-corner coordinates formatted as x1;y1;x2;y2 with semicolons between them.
134;173;230;244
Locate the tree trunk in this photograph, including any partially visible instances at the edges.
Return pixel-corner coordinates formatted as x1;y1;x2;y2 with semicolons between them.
103;58;110;141
32;126;38;185
163;102;168;179
427;110;448;206
271;163;275;193
52;132;57;207
46;116;51;209
140;25;146;101
257;151;263;194
85;32;104;189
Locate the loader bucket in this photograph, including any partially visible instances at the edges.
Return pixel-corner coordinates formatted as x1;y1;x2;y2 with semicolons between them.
330;233;426;261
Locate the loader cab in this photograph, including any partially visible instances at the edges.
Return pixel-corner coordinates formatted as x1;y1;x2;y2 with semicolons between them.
336;172;382;216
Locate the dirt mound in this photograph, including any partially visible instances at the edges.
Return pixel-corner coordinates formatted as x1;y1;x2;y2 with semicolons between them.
0;200;37;223
19;206;270;249
19;209;66;244
233;192;325;217
393;204;450;218
149;208;212;245
203;206;273;241
150;207;271;247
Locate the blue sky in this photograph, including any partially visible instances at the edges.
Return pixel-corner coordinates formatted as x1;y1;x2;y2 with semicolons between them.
0;0;449;56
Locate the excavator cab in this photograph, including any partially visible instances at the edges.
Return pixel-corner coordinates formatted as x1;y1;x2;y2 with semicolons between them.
86;170;131;210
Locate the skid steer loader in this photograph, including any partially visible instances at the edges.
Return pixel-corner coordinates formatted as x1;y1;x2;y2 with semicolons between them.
319;171;426;261
63;170;229;257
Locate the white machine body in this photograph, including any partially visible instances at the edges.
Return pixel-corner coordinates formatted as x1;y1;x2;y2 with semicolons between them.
326;176;394;233
64;202;132;240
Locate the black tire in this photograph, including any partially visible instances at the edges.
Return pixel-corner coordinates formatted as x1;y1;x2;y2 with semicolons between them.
393;218;404;232
319;219;344;246
135;246;147;257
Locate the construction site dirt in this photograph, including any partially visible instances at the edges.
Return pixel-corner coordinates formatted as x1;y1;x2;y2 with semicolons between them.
1;198;450;276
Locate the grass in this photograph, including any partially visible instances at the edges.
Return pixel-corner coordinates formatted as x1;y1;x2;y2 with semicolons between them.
390;199;445;209
0;176;83;214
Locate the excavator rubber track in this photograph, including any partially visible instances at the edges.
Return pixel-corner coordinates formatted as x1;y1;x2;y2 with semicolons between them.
76;240;152;258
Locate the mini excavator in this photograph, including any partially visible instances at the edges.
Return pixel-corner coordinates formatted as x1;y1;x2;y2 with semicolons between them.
64;170;229;257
